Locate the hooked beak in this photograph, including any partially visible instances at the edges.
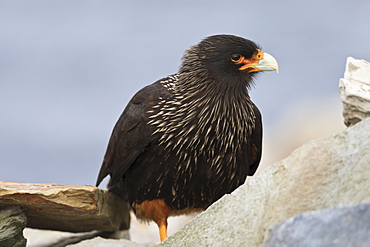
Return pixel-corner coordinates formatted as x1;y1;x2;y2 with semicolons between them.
239;49;279;73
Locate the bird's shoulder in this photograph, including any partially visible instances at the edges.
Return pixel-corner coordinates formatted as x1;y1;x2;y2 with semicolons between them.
128;74;177;108
111;74;178;131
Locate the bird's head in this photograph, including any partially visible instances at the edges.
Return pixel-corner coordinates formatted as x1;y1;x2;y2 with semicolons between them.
180;34;278;90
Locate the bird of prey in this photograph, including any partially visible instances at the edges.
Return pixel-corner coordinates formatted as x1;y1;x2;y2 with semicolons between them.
96;34;279;241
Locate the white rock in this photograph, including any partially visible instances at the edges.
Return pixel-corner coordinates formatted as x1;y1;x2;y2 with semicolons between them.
339;57;370;126
343;57;370;85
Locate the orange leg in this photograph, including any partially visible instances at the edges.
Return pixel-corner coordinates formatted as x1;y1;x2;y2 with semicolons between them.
133;199;170;241
157;218;168;241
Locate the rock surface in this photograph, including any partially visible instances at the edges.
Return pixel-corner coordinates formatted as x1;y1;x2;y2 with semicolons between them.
263;202;370;247
67;237;156;247
0;206;27;247
160;117;370;246
24;228;129;247
0;182;130;232
339;57;370;126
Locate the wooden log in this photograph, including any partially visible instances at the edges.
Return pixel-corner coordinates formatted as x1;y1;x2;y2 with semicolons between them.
0;181;130;233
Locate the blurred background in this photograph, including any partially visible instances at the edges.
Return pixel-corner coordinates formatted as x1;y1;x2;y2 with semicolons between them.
1;0;370;244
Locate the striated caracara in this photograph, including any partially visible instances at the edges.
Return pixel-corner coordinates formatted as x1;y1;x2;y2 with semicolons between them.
96;34;279;241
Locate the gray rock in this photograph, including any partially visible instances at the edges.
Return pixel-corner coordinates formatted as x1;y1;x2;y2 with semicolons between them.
24;228;129;247
160;117;370;247
67;236;156;247
0;206;27;247
263;203;370;247
339;57;370;127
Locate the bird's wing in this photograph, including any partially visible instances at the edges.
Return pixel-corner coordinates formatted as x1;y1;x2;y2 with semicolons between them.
247;104;263;176
96;80;172;187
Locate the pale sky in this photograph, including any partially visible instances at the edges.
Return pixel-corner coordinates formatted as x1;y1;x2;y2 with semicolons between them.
1;1;370;185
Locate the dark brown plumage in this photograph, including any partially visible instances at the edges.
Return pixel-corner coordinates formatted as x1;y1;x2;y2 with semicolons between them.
96;34;278;241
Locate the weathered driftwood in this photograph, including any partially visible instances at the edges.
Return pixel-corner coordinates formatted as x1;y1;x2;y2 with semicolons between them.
0;181;130;233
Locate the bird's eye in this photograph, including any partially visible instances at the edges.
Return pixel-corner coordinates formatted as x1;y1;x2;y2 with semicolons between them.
230;54;242;63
